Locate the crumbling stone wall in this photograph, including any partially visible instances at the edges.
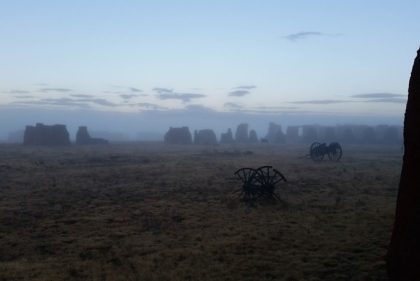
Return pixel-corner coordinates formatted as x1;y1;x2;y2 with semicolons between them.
264;122;286;143
362;127;376;143
164;127;192;144
194;129;218;145
382;127;400;144
220;129;234;144
76;126;108;145
23;123;70;146
235;123;249;143
301;126;318;143
341;127;356;143
248;130;259;143
286;126;300;143
324;127;337;143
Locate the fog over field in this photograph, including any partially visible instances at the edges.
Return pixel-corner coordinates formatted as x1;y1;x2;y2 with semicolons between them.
0;105;404;141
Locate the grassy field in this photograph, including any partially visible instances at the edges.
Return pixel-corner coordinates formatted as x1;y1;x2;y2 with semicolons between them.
0;142;401;280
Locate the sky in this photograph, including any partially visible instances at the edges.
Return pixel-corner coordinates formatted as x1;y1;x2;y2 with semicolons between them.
1;1;419;140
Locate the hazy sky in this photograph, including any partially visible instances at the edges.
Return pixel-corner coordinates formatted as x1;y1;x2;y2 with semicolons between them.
1;1;419;139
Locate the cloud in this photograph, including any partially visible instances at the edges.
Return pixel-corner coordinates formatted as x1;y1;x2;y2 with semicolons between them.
234;85;256;90
12;98;92;109
152;87;173;93
225;105;303;115
70;94;95;98
3;90;30;94
228;90;250;97
256;106;300;110
224;102;243;109
283;31;339;41
120;94;138;100
136;102;160;109
12;97;118;108
184;104;213;111
351;93;406;99
85;99;116;107
33;83;48;86
130;87;141;92
156;92;206;102
39;88;73;93
288;99;352;104
365;98;407;104
14;95;36;99
103;91;123;94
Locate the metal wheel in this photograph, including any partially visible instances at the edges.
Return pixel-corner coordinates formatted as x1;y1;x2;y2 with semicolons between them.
310;142;324;162
327;142;342;161
253;166;287;202
233;168;260;201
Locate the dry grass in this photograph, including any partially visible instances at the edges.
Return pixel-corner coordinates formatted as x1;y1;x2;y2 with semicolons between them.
0;142;401;280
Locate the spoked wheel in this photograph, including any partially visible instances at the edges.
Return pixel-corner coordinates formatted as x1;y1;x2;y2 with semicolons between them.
327;142;342;161
310;142;324;162
233;168;260;201
253;166;287;202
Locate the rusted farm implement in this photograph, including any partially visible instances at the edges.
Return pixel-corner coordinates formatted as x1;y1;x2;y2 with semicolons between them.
300;142;343;162
232;166;287;212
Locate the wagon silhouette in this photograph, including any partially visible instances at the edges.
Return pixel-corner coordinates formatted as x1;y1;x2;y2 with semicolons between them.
308;142;343;162
232;165;287;203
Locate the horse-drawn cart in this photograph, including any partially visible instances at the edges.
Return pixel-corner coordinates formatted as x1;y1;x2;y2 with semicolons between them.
301;142;343;162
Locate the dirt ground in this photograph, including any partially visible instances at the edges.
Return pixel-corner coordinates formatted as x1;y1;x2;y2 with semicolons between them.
0;142;401;280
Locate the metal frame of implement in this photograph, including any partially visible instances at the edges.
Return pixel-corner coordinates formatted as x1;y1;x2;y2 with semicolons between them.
300;142;343;162
232;165;287;204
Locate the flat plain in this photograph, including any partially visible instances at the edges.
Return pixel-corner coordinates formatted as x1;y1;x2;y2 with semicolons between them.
0;142;401;280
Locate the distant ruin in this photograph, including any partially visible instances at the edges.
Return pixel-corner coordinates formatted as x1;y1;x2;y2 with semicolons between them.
323;127;337;143
220;129;234;144
302;126;318;143
265;122;286;143
286;126;300;143
23;123;70;146
235;123;249;143
76;126;109;145
383;127;399;144
340;127;356;143
248;130;259;143
362;127;377;143
164;127;192;144
194;129;218;145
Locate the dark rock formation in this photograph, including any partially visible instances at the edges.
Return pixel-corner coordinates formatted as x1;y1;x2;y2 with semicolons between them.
164;127;192;144
286;126;300;143
362;127;376;143
235;123;249;143
220;129;234;144
23;123;70;146
387;47;420;280
76;126;108;145
248;130;259;143
194;129;218;145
